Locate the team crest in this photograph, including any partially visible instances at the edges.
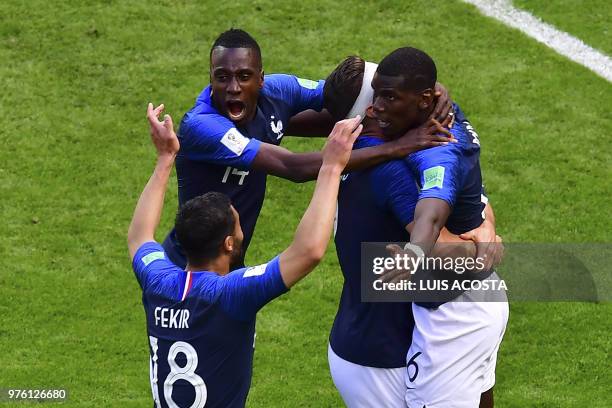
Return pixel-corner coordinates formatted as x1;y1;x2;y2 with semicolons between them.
270;115;284;140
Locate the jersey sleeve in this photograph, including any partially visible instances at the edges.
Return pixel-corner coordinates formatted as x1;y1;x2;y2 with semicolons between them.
217;256;289;321
371;160;420;227
179;107;262;170
264;74;325;116
132;241;177;290
408;143;462;207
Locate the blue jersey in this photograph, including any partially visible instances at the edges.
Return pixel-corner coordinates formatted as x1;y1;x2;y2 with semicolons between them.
331;136;418;368
132;242;288;408
406;104;487;234
163;75;324;268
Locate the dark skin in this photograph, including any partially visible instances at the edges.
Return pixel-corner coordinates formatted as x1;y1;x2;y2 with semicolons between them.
210;47;263;127
285;82;454;137
208;46;455;183
371;73;498;408
372;72;459;254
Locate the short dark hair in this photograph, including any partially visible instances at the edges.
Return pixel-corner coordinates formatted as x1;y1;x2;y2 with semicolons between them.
377;47;436;92
323;56;365;121
210;28;262;66
175;192;235;265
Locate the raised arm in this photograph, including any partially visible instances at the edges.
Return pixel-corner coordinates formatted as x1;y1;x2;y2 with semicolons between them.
278;116;362;287
127;103;179;259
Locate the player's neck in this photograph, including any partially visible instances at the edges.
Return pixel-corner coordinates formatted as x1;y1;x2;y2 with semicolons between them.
187;257;231;276
361;116;385;139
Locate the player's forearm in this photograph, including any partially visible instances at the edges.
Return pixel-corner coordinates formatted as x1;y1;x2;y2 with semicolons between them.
343;143;394;172
127;154;175;258
430;228;477;259
281;165;342;286
252;144;322;183
410;217;442;256
285;145;394;182
484;202;495;226
409;199;450;255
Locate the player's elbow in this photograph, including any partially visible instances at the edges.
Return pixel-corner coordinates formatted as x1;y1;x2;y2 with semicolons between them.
287;169;312;183
301;242;327;266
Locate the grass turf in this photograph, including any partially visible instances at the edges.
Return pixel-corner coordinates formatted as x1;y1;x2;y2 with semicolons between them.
0;0;610;406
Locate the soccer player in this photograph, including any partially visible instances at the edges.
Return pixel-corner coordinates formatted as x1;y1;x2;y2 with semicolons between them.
162;28;455;269
369;48;508;408
323;54;505;407
128;103;362;407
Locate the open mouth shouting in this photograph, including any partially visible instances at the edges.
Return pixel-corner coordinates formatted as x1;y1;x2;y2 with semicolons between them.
227;100;247;122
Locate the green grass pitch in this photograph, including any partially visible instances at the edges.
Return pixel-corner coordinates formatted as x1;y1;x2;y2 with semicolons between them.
0;0;610;406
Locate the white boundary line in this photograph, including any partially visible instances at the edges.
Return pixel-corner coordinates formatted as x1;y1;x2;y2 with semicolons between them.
462;0;612;82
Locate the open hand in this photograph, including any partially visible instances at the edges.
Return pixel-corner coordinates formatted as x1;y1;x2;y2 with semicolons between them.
391;118;457;158
146;103;179;157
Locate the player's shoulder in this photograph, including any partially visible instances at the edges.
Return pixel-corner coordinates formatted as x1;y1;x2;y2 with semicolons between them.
134;242;187;297
262;74;322;98
179;95;235;141
186;271;225;304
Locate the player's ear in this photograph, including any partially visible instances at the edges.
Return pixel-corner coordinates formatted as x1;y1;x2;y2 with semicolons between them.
259;70;264;89
224;235;234;253
419;88;434;110
365;105;375;118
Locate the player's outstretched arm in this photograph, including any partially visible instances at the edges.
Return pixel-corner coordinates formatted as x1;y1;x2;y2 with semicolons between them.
127;103;179;260
252;119;453;183
278;116;362;288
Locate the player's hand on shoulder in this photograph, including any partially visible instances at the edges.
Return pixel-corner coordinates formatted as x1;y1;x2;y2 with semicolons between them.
432;82;454;127
322;115;363;170
392;118;457;158
146;103;179;157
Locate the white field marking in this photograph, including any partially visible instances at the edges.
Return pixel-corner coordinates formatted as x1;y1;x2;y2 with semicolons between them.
462;0;612;82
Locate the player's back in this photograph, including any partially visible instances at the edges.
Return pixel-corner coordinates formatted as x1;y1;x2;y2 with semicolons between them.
407;103;486;235
133;242;288;408
332;136;416;368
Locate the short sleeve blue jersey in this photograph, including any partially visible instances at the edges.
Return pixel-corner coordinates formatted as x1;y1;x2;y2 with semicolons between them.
406;103;487;234
332;136;419;368
163;75;324;268
132;242;288;408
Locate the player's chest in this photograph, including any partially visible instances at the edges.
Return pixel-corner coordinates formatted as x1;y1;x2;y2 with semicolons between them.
241;102;289;145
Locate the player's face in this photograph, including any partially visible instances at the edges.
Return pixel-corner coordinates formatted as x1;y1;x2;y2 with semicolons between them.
210;47;263;127
229;206;244;265
371;73;422;138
